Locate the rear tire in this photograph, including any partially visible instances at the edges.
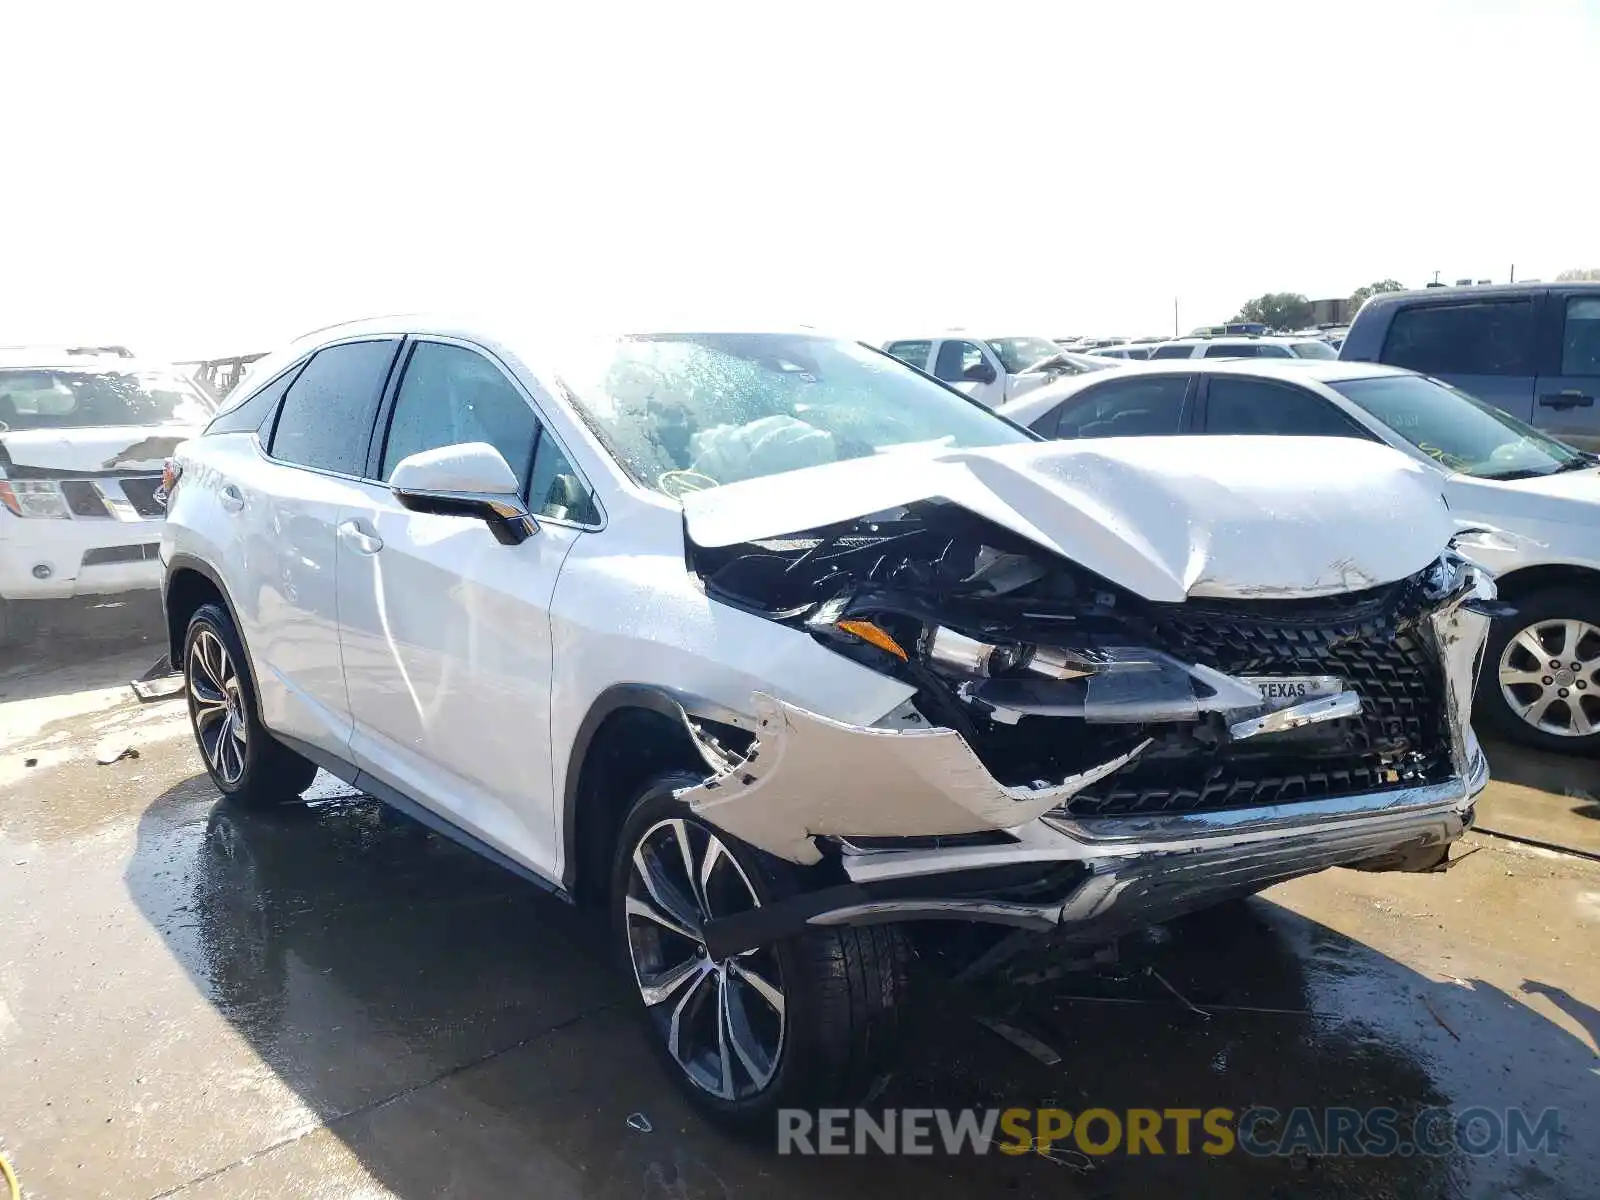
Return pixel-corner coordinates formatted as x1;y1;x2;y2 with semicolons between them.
1480;587;1600;755
611;770;909;1134
183;603;318;805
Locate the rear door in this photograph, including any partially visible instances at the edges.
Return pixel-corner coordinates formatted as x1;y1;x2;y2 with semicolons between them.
246;338;401;754
1532;291;1600;451
335;337;599;878
1376;297;1539;422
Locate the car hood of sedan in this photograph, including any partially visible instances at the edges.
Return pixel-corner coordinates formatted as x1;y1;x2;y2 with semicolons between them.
682;435;1454;603
0;425;195;475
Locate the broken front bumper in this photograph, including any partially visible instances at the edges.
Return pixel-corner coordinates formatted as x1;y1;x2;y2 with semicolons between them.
682;563;1494;955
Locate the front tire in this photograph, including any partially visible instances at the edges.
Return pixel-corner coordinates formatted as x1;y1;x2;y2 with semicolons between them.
611;770;909;1132
1481;586;1600;754
184;603;318;805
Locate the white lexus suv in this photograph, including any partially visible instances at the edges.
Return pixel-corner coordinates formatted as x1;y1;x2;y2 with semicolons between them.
162;316;1494;1127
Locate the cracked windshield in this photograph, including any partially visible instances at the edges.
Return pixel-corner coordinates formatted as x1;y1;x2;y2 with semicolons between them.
558;333;1028;496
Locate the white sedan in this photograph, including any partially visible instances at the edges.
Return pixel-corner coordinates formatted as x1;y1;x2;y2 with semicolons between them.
1001;359;1600;752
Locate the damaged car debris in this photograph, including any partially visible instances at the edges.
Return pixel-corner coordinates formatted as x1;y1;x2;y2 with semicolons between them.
163;322;1494;1127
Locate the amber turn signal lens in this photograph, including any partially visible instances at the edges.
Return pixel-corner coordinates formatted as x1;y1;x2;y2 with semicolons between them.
836;619;908;660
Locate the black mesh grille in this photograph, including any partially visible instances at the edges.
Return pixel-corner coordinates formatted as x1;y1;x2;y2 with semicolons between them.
82;543;160;567
61;481;109;517
118;476;166;518
1065;579;1452;818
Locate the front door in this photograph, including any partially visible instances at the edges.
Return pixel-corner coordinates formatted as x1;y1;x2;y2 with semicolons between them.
1534;291;1600;452
932;338;1005;406
335;339;598;878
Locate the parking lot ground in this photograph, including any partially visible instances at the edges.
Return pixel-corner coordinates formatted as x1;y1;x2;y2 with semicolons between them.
2;628;1598;1199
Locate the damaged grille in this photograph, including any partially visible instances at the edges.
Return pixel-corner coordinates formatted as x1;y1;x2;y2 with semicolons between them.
117;476;166;518
1064;579;1452;817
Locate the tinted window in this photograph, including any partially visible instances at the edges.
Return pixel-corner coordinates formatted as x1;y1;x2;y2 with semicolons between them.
1204;377;1365;437
1204;343;1262;358
1053;376;1188;438
207;364;300;435
381;342;540;487
1560;296;1600;376
268;340;398;475
1381;301;1535;376
885;340;932;369
1289;340;1338;360
933;340;989;381
1150;343;1195;359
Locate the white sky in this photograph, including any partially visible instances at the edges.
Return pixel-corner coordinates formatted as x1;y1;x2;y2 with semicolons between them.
3;0;1597;360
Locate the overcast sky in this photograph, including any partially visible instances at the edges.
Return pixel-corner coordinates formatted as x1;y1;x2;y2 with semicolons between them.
3;0;1597;359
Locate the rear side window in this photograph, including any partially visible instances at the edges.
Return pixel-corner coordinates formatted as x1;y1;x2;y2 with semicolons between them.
1150;344;1195;359
1204;343;1259;358
268;339;399;475
1053;376;1189;438
1204;377;1366;437
1381;300;1535;376
885;340;932;369
1560;297;1600;376
206;365;300;435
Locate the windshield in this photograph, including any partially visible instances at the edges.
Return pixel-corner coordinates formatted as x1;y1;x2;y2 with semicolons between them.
0;368;213;432
1289;340;1338;360
1331;374;1590;479
987;337;1063;373
556;333;1030;497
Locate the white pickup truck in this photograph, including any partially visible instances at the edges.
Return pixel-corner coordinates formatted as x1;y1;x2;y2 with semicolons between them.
882;334;1115;408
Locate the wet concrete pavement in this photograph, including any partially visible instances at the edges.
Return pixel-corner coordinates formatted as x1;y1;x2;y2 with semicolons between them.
2;621;1598;1199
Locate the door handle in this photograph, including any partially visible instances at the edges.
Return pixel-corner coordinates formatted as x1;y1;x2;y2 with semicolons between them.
219;484;245;513
337;519;384;555
1538;390;1595;409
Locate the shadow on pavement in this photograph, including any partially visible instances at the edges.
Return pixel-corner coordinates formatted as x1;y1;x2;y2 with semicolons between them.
0;593;166;704
128;778;1596;1198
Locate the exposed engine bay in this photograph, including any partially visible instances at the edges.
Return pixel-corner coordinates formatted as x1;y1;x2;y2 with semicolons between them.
686;500;1479;820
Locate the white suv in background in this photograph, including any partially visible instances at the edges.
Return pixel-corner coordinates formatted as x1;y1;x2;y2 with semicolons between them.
0;349;214;642
881;333;1112;406
162;315;1490;1129
1147;335;1339;361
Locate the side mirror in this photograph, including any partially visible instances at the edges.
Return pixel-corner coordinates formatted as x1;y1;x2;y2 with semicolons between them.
389;442;538;545
962;361;997;385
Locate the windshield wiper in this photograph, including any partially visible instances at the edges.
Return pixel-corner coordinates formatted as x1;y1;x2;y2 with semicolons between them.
1477;467;1549;481
1553;455;1599;473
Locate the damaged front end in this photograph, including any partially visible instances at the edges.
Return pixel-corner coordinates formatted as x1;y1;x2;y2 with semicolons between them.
675;500;1495;950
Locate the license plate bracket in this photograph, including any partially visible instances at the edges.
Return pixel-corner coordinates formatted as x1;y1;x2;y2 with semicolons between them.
1241;675;1345;711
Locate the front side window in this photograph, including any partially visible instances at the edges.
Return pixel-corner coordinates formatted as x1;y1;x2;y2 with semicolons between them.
932;340;989;382
554;333;1029;496
1330;373;1587;479
268;340;398;476
1054;376;1189;438
986;337;1061;373
1150;343;1196;359
1560;296;1600;376
1204;377;1366;437
1204;343;1262;358
0;368;213;431
382;342;540;487
1382;300;1535;376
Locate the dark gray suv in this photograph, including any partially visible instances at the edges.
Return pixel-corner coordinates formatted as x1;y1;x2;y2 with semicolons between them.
1341;282;1600;453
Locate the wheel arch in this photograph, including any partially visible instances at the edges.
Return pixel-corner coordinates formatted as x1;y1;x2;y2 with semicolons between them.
1488;561;1600;604
163;553;261;698
561;684;732;903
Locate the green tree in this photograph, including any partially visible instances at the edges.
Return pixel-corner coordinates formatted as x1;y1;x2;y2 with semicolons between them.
1556;267;1600;281
1233;292;1313;331
1348;279;1406;314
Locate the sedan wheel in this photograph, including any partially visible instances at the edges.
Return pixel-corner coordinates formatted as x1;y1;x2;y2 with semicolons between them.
188;627;249;785
1497;617;1600;740
624;817;787;1102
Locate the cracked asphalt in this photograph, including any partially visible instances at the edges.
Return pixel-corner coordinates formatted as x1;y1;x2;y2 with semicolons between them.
1;600;1597;1199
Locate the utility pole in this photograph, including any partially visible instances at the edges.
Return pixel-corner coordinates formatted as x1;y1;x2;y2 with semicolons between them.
1510;263;1516;283
1173;296;1179;336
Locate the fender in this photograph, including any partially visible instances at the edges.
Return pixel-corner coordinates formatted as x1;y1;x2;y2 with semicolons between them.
162;552;263;699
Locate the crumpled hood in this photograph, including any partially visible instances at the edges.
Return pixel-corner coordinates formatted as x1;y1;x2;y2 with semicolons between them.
0;425;195;475
682;436;1454;603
